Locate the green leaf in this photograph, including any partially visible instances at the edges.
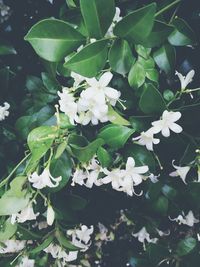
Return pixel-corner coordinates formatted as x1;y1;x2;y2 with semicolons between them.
163;89;174;102
41;72;61;93
124;144;155;171
0;43;17;55
69;138;104;162
0;177;30;216
98;124;135;149
137;20;174;48
145;69;159;83
64;39;108;77
65;194;88;210
30;235;54;254
135;45;151;59
108;105;130;126
139;83;166;114
114;3;157;44
152;196;168;215
28;126;57;162
0;219;17;241
153;44;176;74
80;0;115;38
48;152;72;193
109;39;134;75
24;19;85;62
168;18;196;46
128;61;146;89
162;184;177;200
176;237;197;256
56;231;78;250
66;0;77;8
97;147;112;168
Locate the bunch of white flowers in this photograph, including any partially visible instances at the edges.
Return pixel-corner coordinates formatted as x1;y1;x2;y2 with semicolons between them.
0;240;26;254
133;110;183;151
169;211;199;227
58;72;121;125
72;156;149;196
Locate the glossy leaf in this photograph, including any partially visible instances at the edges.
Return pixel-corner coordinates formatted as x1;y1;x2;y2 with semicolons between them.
128;61;146;89
97;147;112;168
24;19;85;62
109;39;134;75
80;0;115;38
28;126;57;162
98;124;135;149
168;18;196;46
114;3;157;44
153;44;176;74
64;39;108;77
139;83;166;114
176;237;197;256
0;219;17;241
108;105;130;126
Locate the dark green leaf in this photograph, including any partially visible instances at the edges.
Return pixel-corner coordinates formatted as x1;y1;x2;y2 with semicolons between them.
114;3;157;44
80;0;115;38
153;44;176;74
139;83;166;114
30;235;54;254
176;237;197;256
97;147;112;168
0;43;17;55
64;39;108;77
109;39;134;75
24;19;85;62
98;124;135;149
168;18;196;46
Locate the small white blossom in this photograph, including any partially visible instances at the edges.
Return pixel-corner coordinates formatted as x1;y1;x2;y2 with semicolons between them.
11;204;39;224
132;227;158;248
175;69;195;90
170;211;199;226
133;128;160;151
0;102;10;121
0;240;26;254
71;157;102;188
101;168;125;191
67;225;94;252
47;205;55;226
28;168;62;189
58;88;78;125
71;72;86;88
44;243;78;263
169;160;190;184
16;256;35;267
151;110;183;137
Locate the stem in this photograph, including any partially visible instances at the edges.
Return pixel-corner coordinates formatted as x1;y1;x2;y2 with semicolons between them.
0;153;31;188
155;0;182;17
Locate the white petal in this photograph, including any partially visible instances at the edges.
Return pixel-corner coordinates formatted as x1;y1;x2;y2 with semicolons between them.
99;72;113;87
170;122;183;133
161;127;170;137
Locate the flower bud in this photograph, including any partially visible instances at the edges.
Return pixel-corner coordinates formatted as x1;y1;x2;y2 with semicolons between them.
47;205;55;226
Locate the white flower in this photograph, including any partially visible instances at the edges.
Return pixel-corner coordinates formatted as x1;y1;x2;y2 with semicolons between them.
133;128;160;151
71;158;102;188
132;227;158;247
124;157;149;186
0;240;26;254
169;160;190;184
170;211;199;226
58;88;78;125
175;69;195;90
47;205;55;226
67;225;94;252
86;72;121;106
151;110;183;137
16;256;35;267
106;7;122;37
71;72;86;88
0;102;10;121
44;243;78;262
28;168;62;189
76;87;108;125
11;204;39;224
101;168;125;191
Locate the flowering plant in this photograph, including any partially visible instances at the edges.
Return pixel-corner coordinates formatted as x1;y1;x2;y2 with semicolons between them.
0;0;200;266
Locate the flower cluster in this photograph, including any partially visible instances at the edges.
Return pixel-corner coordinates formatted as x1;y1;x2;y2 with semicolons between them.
72;156;149;196
58;72;121;125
